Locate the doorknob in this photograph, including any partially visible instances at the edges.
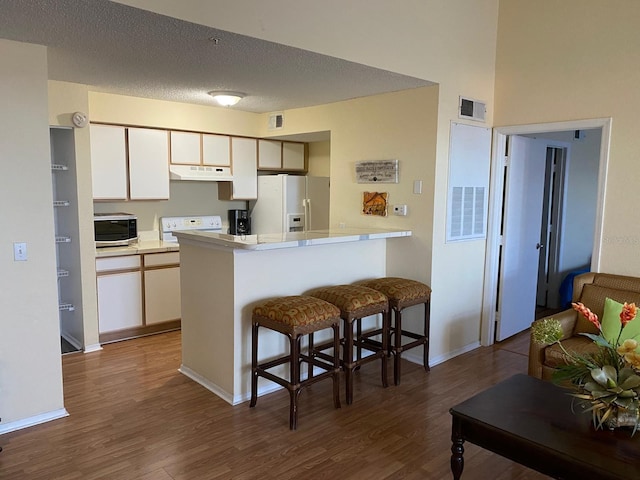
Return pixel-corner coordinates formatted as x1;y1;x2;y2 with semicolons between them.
536;243;544;250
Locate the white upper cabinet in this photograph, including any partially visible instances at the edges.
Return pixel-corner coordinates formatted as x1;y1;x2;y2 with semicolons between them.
170;131;201;165
90;124;128;200
258;139;282;169
282;142;306;171
202;134;231;166
220;137;257;200
128;128;170;200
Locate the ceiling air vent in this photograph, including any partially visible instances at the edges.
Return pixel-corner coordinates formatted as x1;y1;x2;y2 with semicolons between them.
268;112;284;130
459;96;486;122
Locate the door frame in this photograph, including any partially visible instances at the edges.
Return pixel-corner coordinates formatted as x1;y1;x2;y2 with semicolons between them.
480;118;612;346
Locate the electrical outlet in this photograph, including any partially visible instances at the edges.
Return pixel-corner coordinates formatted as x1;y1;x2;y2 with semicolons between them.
14;242;27;261
392;205;407;216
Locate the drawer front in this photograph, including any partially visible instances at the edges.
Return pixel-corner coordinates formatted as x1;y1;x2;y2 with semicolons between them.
96;255;141;272
144;252;180;267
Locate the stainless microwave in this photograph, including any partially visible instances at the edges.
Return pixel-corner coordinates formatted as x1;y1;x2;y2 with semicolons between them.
94;213;138;247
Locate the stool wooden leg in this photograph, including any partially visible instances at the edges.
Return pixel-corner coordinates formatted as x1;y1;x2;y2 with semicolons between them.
289;333;301;430
380;310;389;388
424;301;431;372
356;318;362;368
394;308;402;386
344;319;355;405
331;323;341;409
249;321;259;408
308;332;315;380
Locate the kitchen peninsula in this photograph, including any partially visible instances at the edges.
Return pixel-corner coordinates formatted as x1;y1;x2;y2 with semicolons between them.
174;227;411;405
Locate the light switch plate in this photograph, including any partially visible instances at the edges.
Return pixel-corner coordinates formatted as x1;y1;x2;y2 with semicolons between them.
14;242;27;261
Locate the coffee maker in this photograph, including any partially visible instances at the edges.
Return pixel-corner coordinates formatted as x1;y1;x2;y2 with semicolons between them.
228;209;251;235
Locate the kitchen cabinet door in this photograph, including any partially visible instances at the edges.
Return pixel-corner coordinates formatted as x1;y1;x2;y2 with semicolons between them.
90;124;127;200
144;266;181;325
282;142;306;171
128;127;170;200
202;134;231;166
170;131;201;165
220;137;257;200
97;271;143;333
258;139;282;169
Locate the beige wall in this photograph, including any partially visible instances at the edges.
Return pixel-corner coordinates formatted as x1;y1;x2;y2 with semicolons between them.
0;40;65;429
89;92;262;135
307;141;330;177
495;0;640;276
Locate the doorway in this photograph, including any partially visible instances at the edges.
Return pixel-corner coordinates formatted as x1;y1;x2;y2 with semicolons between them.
480;119;611;346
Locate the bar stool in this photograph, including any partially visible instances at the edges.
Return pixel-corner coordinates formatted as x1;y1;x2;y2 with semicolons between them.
307;284;389;405
357;277;431;385
249;295;342;430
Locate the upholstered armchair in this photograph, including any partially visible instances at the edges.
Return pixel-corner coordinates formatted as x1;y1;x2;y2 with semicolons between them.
529;272;640;380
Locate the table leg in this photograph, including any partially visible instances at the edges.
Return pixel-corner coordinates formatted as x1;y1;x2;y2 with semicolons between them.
451;416;464;479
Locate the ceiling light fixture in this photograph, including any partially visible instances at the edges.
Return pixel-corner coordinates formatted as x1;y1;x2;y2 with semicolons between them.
208;91;245;107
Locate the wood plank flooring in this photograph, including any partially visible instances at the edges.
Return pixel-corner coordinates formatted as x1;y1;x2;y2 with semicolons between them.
0;331;549;479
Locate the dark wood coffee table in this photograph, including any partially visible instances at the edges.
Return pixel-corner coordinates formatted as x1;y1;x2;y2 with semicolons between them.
449;374;640;479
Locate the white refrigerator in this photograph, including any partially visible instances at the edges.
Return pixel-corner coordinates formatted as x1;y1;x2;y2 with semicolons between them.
250;174;330;234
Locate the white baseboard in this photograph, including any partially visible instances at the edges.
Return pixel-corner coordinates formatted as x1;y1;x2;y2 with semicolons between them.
60;330;82;350
83;343;103;353
179;365;236;405
0;408;69;435
178;365;285;406
402;341;481;368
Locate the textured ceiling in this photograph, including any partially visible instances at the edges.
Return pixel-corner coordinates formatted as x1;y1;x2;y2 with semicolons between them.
0;0;433;114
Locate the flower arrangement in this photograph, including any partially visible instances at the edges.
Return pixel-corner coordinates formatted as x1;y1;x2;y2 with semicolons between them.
532;300;640;434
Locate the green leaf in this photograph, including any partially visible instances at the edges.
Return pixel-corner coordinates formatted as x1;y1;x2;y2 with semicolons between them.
618;390;637;399
620;373;640;390
579;332;613;348
591;366;618;388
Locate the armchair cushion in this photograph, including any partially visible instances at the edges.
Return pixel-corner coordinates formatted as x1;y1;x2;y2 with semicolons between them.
575;285;640;335
543;336;600;369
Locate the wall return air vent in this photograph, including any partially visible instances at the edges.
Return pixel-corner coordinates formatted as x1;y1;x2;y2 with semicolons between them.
268;112;284;130
459;96;486;122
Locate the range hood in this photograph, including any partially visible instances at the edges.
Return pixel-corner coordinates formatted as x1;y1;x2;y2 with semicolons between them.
169;164;233;181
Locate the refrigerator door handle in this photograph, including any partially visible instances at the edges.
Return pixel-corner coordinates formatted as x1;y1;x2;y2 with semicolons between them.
303;198;310;231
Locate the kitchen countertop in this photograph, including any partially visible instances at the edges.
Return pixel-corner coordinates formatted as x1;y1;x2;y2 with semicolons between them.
174;227;412;251
95;240;179;258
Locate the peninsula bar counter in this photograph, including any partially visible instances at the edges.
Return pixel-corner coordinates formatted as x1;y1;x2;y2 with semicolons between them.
174;228;412;405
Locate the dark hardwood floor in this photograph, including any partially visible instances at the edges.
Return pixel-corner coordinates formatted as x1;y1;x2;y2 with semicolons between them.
0;330;548;479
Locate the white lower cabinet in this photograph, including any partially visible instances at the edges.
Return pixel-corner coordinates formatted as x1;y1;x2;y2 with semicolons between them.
97;271;143;333
96;252;180;341
144;253;181;325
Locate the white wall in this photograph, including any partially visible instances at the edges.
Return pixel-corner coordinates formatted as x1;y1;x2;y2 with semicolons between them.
0;40;66;431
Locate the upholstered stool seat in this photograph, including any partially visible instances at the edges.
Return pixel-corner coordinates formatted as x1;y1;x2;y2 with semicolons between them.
357;277;431;385
250;295;342;430
307;284;389;404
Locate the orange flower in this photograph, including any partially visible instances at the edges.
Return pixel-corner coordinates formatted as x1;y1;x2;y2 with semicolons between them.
620;302;637;327
572;302;601;330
